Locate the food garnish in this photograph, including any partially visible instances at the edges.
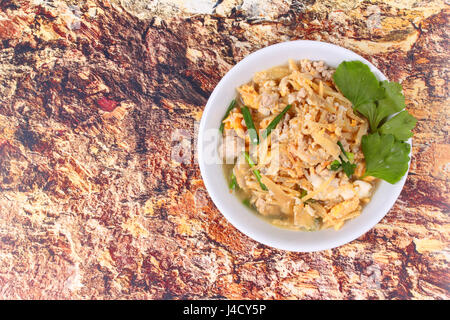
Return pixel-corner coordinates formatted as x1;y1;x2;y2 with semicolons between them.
333;60;416;184
241;105;259;145
219;99;236;133
243;151;268;191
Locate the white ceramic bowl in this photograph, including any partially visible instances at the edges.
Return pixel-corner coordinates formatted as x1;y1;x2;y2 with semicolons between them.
198;40;410;252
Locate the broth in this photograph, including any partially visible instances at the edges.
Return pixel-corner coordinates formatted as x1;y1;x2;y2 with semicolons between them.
223;164;318;231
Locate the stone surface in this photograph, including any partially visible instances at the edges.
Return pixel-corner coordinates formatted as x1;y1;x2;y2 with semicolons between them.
0;0;448;299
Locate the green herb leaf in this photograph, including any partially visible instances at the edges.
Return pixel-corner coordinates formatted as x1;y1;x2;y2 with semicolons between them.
333;62;407;132
333;61;384;108
362;132;411;184
379;110;417;141
243;151;268;191
241;106;259;145
261;104;292;139
333;60;416;185
354;102;378;131
330;160;341;171
340;158;357;178
335;141;356;177
372;81;406;129
219;99;236;133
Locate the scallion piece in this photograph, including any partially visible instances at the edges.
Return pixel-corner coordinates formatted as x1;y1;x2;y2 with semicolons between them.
219;99;237;133
261;104;292;139
330;160;341;171
229;171;237;191
337;141;354;161
242;199;251;208
340;156;356;178
336;141;356;178
241;106;259;145
243;151;268;191
299;188;308;198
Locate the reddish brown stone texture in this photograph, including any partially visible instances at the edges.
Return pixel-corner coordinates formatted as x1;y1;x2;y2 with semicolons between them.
0;0;448;299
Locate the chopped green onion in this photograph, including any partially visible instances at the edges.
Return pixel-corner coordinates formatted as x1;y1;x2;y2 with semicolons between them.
346;152;355;162
219;99;237;133
337;140;346;153
241;106;259;145
242;199;251;208
335;141;356;178
314;217;323;229
261;104;292;139
337;141;354;162
229;171;237;191
299;188;308;198
340;158;357;178
243;151;268;191
299;189;315;203
330;160;341;171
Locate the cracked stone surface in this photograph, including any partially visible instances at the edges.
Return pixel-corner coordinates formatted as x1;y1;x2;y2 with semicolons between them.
0;0;448;299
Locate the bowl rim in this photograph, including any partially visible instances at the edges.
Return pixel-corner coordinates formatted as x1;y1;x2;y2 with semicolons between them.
197;40;411;252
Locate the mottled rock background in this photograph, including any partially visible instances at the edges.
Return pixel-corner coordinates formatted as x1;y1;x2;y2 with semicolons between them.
0;0;448;299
